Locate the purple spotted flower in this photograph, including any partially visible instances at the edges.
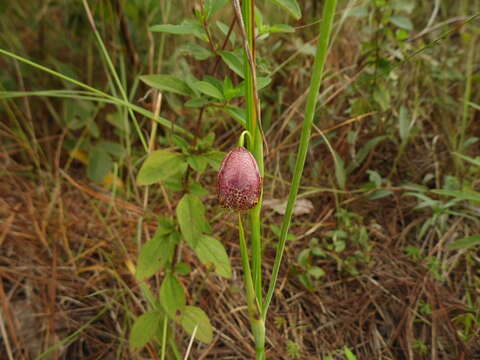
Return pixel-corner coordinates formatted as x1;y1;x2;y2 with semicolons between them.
217;147;262;211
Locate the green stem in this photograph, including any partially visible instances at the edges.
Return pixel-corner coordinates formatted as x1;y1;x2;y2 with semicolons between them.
263;0;338;317
238;130;253;147
160;313;168;360
240;0;264;313
237;1;265;357
252;317;266;360
238;214;256;315
238;214;265;360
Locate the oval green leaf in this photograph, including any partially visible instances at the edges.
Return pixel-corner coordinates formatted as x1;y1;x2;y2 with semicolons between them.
150;19;207;41
268;0;301;19
218;50;244;78
448;235;480;250
193;235;232;278
137;150;187;185
140;74;194;97
176;194;210;247
136;231;179;280
160;274;186;318
129;310;161;350
390;15;413;31
87;146;112;183
180;306;213;344
193;81;224;100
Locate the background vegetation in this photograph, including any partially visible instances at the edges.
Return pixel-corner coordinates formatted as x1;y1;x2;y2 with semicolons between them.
0;0;479;359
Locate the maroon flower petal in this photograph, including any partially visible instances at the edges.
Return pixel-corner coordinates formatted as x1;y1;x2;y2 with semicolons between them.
217;147;262;211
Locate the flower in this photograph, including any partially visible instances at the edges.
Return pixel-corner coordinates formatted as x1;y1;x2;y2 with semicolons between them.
217;147;262;211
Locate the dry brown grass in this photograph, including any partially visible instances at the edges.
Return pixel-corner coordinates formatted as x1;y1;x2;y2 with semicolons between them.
1;144;479;359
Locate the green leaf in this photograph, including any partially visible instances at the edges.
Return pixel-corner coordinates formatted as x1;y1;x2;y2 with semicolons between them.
308;266;325;279
193;81;224;100
223;106;246;126
187;154;208;172
129;310;161;349
185;97;211;108
346;6;368;18
174;262;192;275
87;146;112;183
160;274;186;318
198;132;215;148
188;181;209;196
217;21;236;45
431;189;480;202
398;106;410;142
140;74;194;97
237;77;272;92
150;19;207;41
136;231;179;280
106;111;128;132
64;100;94;130
268;0;301;19
448;235;480;250
179;43;214;61
453;152;480;168
373;87;391;110
156;216;177;236
344;347;358;360
193;235;232;278
172;135;190;153
367;189;393;200
180;306;213;344
390;15;413;31
367;170;382;187
204;151;226;170
137;150;187;185
396;28;409;41
347;136;388;173
97;141;124;158
204;0;228;18
263;24;295;34
332;150;346;189
393;1;415;13
176;194;209;247
219;50;244;78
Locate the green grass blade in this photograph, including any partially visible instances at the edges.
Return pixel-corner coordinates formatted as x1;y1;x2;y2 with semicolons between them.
264;0;338;317
0;48;193;139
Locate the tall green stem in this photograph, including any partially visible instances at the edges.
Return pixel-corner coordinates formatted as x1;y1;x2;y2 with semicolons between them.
240;0;264;312
238;214;265;360
234;0;265;356
264;0;338;317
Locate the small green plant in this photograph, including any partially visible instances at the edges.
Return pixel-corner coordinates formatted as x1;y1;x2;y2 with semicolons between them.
324;346;358;360
412;339;429;356
286;340;302;359
133;0;338;358
295;237;326;291
130;132;230;352
404;153;480;255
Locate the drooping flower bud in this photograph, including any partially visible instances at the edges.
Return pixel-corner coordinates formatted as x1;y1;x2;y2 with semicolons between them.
217;147;262;211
